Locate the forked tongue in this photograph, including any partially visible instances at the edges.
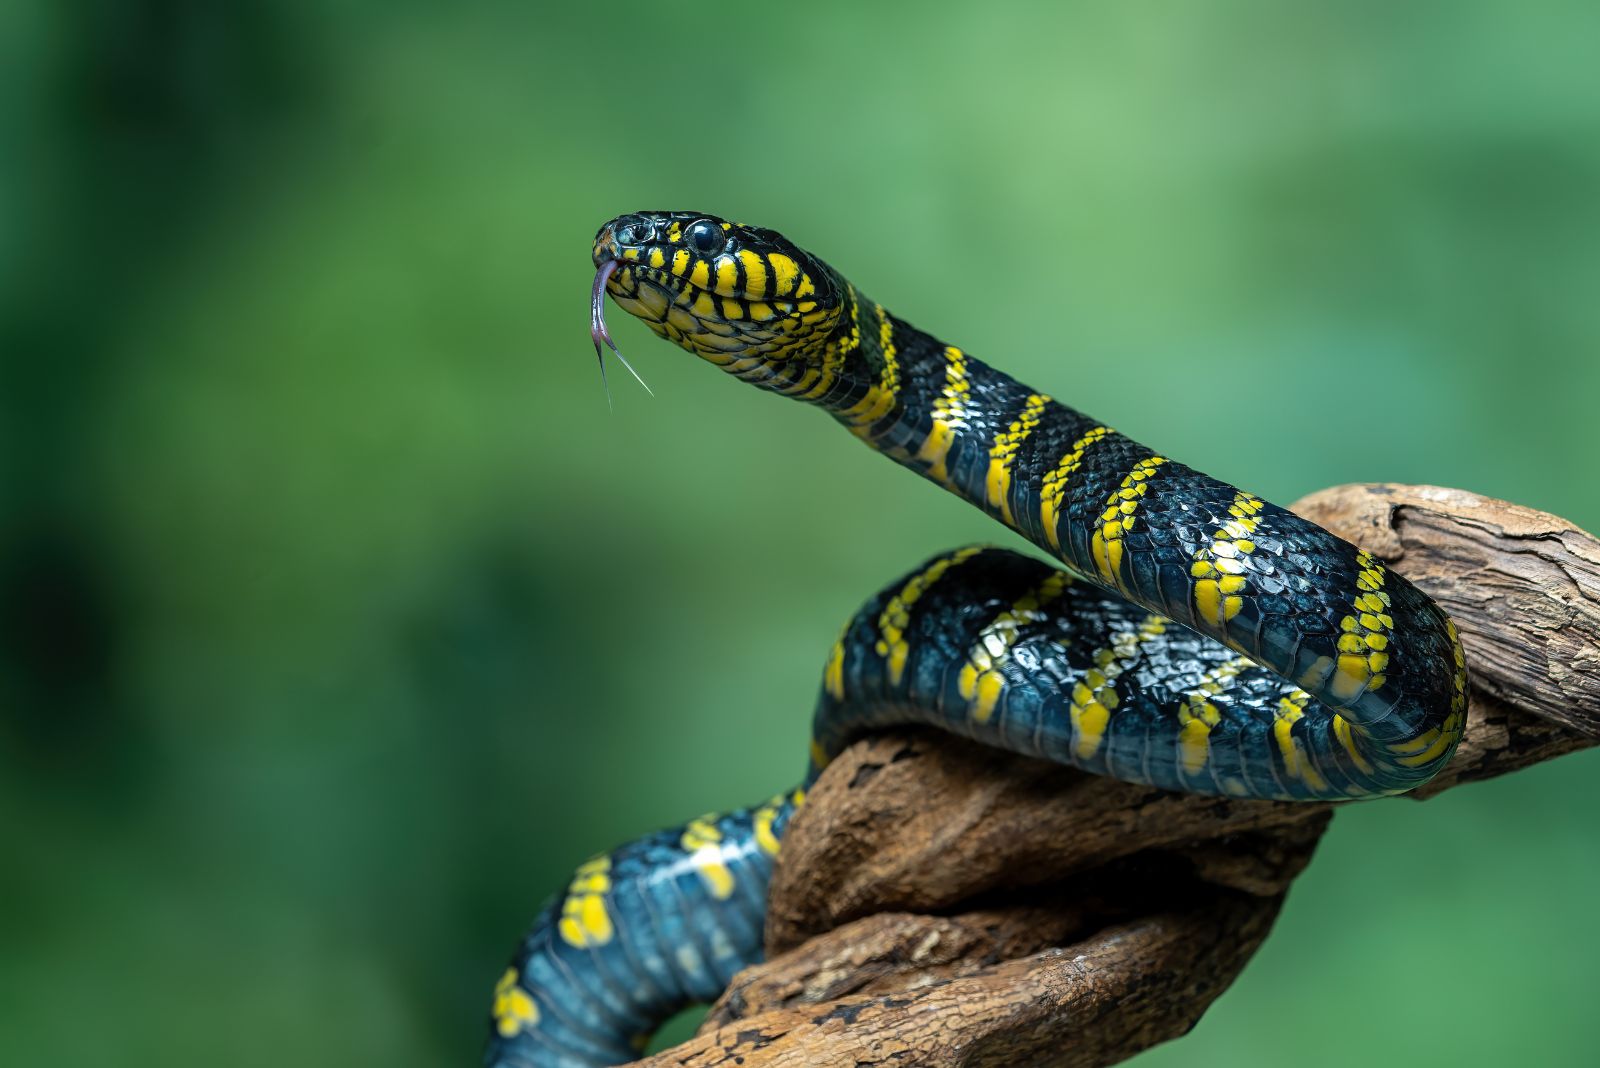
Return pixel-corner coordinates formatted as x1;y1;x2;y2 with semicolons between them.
590;259;653;408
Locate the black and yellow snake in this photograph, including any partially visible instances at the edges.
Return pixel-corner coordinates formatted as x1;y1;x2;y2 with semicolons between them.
484;211;1468;1066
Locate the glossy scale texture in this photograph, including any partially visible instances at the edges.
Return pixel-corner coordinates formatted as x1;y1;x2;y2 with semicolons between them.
484;214;1468;1067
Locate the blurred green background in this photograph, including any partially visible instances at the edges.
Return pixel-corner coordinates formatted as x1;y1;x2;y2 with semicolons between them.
5;2;1598;1065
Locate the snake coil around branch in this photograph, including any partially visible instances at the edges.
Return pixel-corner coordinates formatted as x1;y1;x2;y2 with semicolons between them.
634;483;1599;1068
486;213;1591;1067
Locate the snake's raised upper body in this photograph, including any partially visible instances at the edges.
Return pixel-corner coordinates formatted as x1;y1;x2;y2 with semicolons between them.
483;211;1468;1067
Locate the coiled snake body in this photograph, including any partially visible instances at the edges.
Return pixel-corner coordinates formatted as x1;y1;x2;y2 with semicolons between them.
485;212;1468;1066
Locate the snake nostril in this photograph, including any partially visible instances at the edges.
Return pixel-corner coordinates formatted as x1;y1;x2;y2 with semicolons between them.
616;217;654;247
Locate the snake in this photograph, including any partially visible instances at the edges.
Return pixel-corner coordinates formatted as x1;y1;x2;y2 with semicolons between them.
483;211;1468;1067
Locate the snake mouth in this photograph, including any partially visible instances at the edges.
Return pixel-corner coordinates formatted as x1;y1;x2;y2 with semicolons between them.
597;259;680;320
591;259;706;350
598;257;807;341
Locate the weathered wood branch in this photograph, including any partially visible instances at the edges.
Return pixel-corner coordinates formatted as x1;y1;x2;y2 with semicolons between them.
636;484;1598;1068
1294;484;1600;739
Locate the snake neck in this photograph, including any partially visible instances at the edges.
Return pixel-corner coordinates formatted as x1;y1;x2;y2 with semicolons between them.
757;283;1046;542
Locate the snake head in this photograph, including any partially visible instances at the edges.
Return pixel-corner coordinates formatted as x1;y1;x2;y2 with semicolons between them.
592;211;846;372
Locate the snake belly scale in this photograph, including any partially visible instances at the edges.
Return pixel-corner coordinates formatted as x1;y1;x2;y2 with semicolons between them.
484;212;1468;1067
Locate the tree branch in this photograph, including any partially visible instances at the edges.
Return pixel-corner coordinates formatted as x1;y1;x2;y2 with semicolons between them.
635;484;1598;1068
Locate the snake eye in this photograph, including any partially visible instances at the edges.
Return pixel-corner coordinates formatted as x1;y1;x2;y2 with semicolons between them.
686;219;724;256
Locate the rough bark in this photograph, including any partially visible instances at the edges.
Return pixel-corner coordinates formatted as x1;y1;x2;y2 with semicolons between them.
633;484;1598;1068
1294;483;1600;738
